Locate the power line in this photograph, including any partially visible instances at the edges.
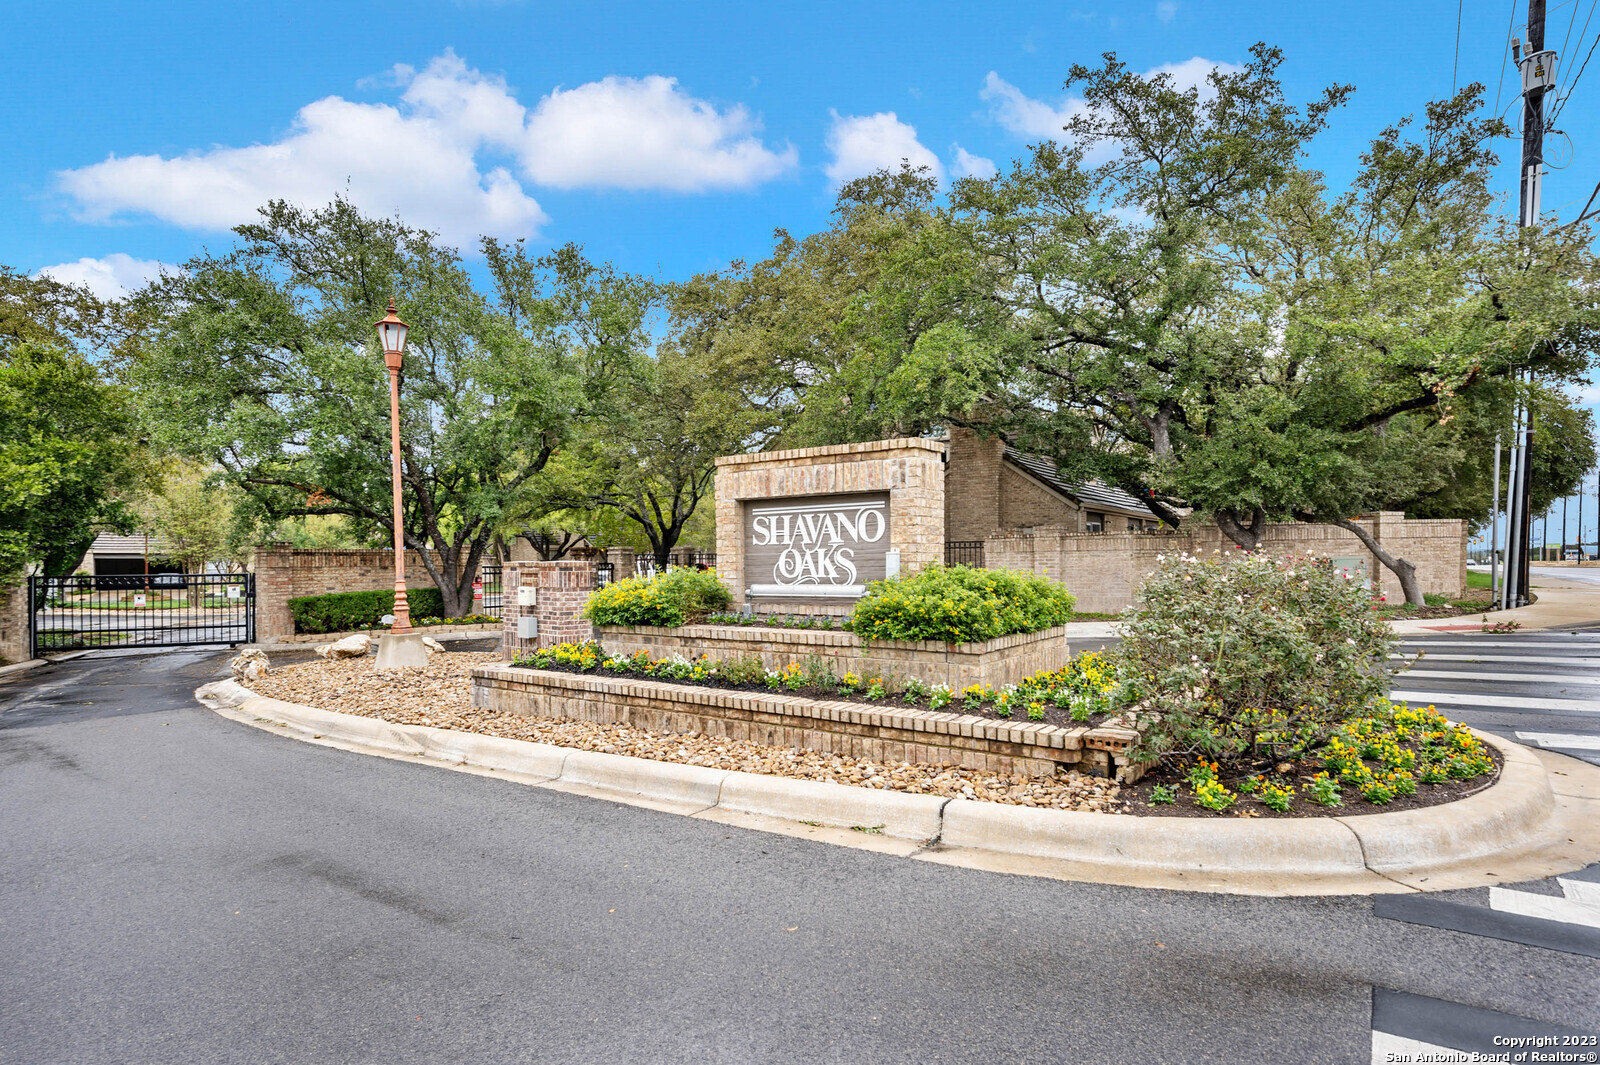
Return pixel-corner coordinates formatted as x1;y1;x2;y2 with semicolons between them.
1455;0;1465;92
1560;0;1583;62
1554;21;1600;119
1551;0;1599;120
1496;0;1520;117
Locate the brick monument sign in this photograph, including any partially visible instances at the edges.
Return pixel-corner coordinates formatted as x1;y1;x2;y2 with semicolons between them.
714;438;945;614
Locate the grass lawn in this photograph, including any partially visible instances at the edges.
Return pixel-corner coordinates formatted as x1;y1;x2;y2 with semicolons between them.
1465;569;1492;590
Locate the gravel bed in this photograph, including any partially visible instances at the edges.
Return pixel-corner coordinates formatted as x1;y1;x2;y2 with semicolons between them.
243;653;1123;812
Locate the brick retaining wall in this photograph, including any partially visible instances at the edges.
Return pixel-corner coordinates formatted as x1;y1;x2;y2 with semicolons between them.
472;665;1145;780
592;623;1072;691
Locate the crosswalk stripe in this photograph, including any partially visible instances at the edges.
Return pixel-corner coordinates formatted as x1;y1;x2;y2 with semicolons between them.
1370;1030;1454;1064
1490;881;1600;930
1390;689;1600;713
1402;639;1600;650
1400;668;1600;685
1391;652;1600;667
1516;731;1600;750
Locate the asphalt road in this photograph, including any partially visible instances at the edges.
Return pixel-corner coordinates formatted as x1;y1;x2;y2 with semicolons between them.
1;650;1597;1065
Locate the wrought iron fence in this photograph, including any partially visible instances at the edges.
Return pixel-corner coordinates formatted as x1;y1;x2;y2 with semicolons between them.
595;562;616;588
29;573;255;657
669;551;718;569
476;564;503;614
944;541;986;568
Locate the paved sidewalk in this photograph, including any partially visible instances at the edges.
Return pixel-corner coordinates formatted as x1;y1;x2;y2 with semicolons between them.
1391;570;1600;635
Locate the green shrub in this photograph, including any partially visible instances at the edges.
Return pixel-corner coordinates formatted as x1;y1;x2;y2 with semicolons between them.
582;567;732;628
288;587;445;634
1114;550;1396;769
846;565;1075;644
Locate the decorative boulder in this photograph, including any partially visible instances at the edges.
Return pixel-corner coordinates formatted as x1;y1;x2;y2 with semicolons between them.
315;633;372;659
229;649;270;682
421;636;445;654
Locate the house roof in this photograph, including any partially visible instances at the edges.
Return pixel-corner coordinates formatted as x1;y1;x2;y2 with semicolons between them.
87;532;171;557
1002;446;1157;517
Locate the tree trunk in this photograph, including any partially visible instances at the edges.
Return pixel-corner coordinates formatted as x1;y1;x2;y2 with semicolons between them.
1322;516;1425;607
1214;506;1268;551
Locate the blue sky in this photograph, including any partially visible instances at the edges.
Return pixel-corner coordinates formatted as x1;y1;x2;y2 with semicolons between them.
6;0;1596;296
4;0;1598;547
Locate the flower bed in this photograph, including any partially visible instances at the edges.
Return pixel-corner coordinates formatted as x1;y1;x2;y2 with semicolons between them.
588;621;1073;693
515;640;1117;730
1120;703;1500;816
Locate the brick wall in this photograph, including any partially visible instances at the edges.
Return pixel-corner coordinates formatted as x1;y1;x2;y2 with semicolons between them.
944;428;1004;540
986;513;1467;613
0;580;27;664
715;438;946;614
594;622;1073;691
473;665;1146;779
501;560;598;662
254;547;475;638
1000;463;1078;532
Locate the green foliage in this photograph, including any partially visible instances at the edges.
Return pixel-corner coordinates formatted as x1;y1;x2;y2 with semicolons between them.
131;200;656;617
288;587;444;634
582;567;732;628
136;458;244;575
1114;550;1396;768
846;564;1075;643
0;341;143;579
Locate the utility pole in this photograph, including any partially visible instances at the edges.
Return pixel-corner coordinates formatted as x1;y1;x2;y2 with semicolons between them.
1507;0;1555;603
1490;435;1502;599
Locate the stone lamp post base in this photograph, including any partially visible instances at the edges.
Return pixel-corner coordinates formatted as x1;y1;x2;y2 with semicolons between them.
375;632;430;670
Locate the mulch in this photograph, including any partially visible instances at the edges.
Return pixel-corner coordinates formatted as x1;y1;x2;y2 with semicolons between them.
1116;745;1503;819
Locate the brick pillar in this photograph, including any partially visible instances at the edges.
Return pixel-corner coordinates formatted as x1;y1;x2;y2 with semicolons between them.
1370;512;1406;604
0;579;28;664
606;546;637;578
503;560;598;661
253;545;295;638
945;426;1004;541
500;562;521;663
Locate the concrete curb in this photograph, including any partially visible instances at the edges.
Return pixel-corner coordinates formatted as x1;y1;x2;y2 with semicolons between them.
0;658;49;679
195;679;1597;895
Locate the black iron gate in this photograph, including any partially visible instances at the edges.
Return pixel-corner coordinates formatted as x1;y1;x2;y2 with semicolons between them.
28;573;256;657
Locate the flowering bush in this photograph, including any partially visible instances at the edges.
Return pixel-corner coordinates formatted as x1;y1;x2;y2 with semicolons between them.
846;565;1075;644
1115;550;1397;768
583;567;732;628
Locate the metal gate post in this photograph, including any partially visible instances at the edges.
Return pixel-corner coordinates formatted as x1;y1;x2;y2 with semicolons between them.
27;576;37;660
246;573;256;645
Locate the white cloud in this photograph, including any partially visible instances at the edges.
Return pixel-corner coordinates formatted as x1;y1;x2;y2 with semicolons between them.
981;72;1088;140
56;53;795;247
824;111;943;186
982;58;1245;143
519;75;796;191
34;253;175;300
1147;56;1243;92
951;146;998;181
1156;1;1178;23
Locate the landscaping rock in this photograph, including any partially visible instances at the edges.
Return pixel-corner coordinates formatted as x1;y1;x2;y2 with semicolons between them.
242;653;1122;812
421;637;445;654
314;634;371;660
229;649;270;682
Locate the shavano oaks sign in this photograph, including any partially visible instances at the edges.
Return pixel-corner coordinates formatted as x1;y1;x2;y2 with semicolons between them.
744;493;890;599
713;437;946;611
